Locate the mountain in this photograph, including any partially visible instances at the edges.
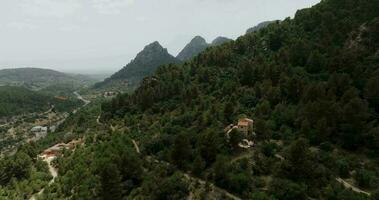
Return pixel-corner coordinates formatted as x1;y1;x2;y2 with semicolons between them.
4;0;379;199
95;41;179;89
97;37;233;89
176;36;209;61
0;68;94;90
246;20;279;34
177;36;232;61
97;0;379;199
211;36;233;46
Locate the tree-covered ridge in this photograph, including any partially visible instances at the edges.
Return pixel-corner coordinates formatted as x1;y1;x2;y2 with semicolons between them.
97;0;379;198
3;0;378;199
0;86;82;117
0;68;94;90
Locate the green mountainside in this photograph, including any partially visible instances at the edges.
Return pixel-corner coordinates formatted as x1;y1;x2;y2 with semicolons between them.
97;0;378;198
0;68;94;90
1;0;379;199
0;86;81;117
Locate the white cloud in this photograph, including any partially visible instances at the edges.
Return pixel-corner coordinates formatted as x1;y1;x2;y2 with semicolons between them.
18;0;81;18
7;20;38;30
92;0;135;15
59;24;80;32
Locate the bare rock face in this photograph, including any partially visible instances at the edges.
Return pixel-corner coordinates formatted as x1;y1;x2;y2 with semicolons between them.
176;36;209;61
177;36;232;61
96;41;178;88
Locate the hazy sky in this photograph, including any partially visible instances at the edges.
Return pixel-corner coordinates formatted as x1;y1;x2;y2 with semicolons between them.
0;0;320;74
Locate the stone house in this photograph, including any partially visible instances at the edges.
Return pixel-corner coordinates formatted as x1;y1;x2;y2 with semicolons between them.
237;118;254;136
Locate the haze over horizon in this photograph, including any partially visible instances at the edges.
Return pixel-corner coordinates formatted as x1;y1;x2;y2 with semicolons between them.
0;0;320;74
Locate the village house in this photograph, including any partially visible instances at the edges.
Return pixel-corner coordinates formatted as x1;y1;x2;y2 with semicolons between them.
225;118;254;137
41;138;84;158
237;118;254;136
225;117;255;148
104;91;119;98
31;126;48;139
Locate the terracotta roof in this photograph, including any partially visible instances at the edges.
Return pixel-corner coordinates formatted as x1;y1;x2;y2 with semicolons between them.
240;118;254;123
238;121;249;126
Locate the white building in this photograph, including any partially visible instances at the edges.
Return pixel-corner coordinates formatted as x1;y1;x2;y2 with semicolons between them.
31;126;48;139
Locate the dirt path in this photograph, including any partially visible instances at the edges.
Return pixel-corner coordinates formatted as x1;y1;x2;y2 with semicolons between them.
132;139;140;154
96;115;102;125
0;123;10;128
131;139;241;200
30;156;58;200
183;173;241;200
74;91;90;106
336;177;371;196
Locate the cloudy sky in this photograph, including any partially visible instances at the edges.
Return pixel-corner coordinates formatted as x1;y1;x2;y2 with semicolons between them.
0;0;320;74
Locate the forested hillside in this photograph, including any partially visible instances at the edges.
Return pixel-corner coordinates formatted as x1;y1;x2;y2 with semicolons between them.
0;68;94;90
4;0;379;199
99;0;379;198
0;86;81;117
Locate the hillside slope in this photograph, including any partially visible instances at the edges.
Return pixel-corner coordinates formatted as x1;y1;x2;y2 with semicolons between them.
0;86;82;117
99;0;379;198
0;68;94;90
4;0;379;199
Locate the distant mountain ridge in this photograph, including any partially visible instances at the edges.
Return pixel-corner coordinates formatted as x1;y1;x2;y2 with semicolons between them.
0;68;94;90
176;35;232;61
95;41;179;89
176;36;209;61
0;86;81;117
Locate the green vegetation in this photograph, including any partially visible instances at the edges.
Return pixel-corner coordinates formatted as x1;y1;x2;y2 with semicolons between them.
0;68;94;90
0;86;82;117
1;0;379;199
0;86;51;117
0;143;51;199
98;0;379;198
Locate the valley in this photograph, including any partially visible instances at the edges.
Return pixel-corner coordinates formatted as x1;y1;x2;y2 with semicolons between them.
0;91;90;157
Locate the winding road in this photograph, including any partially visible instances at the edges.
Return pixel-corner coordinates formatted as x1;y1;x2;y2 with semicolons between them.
30;92;89;200
74;91;90;106
30;155;58;200
132;139;241;200
336;177;371;196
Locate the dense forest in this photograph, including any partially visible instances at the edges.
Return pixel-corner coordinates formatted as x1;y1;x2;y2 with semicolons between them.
1;0;379;199
0;68;94;90
0;86;82;117
99;0;379;198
